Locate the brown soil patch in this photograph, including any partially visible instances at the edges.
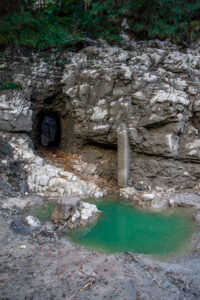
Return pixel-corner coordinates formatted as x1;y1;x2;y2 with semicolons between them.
37;147;119;193
37;147;77;173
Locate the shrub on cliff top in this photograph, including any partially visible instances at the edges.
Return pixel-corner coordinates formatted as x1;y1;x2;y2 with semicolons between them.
0;0;199;49
127;0;200;44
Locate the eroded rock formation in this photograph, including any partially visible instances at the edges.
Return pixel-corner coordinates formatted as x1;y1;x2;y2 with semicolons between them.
0;40;200;192
61;41;200;189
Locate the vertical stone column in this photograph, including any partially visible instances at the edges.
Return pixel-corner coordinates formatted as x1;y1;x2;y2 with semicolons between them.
118;126;130;187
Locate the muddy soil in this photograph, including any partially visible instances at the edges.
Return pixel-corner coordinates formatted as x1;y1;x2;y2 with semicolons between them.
0;201;200;300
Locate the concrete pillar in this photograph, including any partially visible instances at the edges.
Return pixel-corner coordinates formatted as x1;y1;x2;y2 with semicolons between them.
118;127;130;187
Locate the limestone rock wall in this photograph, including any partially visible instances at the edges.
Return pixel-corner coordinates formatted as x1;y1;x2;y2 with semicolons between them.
0;49;71;144
0;41;200;190
61;41;200;189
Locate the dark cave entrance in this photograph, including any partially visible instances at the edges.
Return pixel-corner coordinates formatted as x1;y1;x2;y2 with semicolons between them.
35;110;61;149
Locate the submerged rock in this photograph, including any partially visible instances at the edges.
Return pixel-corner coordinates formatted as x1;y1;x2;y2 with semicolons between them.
60;193;81;206
2;195;44;210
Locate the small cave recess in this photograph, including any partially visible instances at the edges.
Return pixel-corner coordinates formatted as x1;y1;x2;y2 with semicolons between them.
33;110;61;150
30;96;118;186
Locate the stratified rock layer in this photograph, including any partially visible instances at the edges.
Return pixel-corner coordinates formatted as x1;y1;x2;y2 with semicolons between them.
0;41;200;190
61;41;200;189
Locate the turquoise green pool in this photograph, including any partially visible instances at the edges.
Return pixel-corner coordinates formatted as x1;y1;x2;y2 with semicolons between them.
66;197;196;256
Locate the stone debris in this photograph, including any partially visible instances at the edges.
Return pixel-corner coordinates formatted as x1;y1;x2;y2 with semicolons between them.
0;132;106;199
121;186;200;212
32;222;59;244
10;219;33;235
25;215;41;228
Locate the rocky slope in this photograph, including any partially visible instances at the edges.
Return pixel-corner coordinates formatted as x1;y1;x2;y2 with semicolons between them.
0;132;105;200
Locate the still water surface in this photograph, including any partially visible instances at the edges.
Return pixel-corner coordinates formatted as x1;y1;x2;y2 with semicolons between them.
66;197;196;256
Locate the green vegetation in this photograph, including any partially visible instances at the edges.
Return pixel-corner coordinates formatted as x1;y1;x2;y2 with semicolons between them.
0;81;22;91
128;0;200;44
0;11;79;50
0;0;199;50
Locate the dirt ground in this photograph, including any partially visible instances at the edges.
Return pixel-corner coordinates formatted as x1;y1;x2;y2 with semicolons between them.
1;201;200;300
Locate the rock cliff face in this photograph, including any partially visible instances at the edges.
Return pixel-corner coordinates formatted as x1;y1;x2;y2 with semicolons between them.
0;41;200;192
61;41;200;189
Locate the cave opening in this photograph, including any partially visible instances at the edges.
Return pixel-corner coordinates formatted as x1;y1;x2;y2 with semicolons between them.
36;110;61;149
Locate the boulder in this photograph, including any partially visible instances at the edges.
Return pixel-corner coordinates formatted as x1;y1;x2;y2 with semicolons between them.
51;201;101;229
79;202;101;226
51;203;76;225
25;215;41;228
